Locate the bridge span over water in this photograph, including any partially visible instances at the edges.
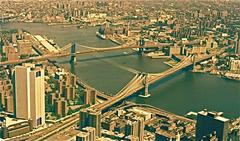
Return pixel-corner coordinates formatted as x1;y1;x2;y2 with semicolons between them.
0;36;204;66
0;41;171;66
88;48;226;112
79;49;225;137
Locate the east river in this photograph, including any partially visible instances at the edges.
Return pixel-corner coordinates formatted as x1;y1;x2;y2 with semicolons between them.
1;23;239;118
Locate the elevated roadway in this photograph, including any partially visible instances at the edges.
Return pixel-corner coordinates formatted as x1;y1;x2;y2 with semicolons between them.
0;37;204;66
0;41;171;66
91;74;146;110
6;114;79;141
89;47;226;112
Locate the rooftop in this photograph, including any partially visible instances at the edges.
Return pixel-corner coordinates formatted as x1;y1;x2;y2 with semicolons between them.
198;110;229;122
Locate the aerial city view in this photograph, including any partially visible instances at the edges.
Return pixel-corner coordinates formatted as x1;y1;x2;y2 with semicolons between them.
0;0;239;140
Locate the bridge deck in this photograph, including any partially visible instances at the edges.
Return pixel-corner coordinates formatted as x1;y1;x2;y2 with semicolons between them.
0;41;170;66
89;48;226;111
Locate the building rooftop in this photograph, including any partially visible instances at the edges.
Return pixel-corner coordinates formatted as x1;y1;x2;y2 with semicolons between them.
198;110;229;122
76;131;90;138
0;116;28;127
155;129;178;139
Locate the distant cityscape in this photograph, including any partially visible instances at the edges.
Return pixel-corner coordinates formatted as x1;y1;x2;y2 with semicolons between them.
0;0;240;141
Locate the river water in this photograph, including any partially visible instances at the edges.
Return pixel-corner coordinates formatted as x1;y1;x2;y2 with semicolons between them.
1;23;239;118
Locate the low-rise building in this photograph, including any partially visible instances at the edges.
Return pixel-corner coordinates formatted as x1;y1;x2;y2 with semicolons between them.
0;116;33;139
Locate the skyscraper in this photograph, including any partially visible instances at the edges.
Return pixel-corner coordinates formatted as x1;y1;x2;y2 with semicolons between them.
238;40;240;55
14;63;45;127
234;32;240;55
125;117;145;141
79;108;101;137
195;110;229;141
76;131;90;141
82;127;96;141
5;95;14;113
125;120;139;139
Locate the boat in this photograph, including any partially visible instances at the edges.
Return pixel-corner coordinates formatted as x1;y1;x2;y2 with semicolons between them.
77;25;84;29
96;27;106;40
146;51;168;59
96;31;106;40
132;48;139;51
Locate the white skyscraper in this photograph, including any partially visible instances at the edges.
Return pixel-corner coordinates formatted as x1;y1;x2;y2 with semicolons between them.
14;63;45;127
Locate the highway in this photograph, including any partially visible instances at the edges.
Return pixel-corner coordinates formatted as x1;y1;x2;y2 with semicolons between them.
91;74;145;110
7;76;109;141
6;114;79;141
2;40;225;140
5;48;225;141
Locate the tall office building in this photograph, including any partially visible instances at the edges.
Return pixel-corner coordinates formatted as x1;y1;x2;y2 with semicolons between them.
79;108;101;137
125;117;145;141
82;127;96;141
155;130;180;141
234;32;240;55
76;127;96;141
238;40;240;55
195;110;229;141
125;135;140;141
237;38;240;55
14;63;45;127
125;120;139;139
5;95;14;113
76;131;90;141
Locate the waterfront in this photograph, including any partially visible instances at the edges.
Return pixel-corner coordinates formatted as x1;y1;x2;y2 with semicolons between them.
2;23;240;118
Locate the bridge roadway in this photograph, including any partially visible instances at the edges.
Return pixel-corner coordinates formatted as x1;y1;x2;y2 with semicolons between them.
60;36;203;52
0;41;172;66
6;51;224;140
60;41;171;51
91;74;146;110
9;74;144;140
0;36;204;66
91;57;192;111
90;48;226;111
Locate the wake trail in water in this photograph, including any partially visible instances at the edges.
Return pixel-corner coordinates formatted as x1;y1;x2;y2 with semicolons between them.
94;54;140;74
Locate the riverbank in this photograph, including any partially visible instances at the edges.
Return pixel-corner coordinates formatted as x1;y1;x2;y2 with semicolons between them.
2;22;239;118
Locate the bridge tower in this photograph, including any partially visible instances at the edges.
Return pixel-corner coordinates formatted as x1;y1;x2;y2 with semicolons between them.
139;73;151;97
69;43;77;64
138;38;145;54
